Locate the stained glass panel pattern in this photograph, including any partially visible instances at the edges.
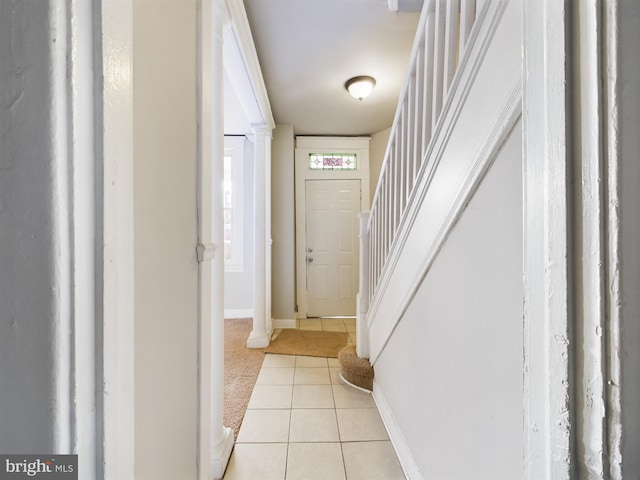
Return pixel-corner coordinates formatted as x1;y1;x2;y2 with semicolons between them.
309;153;357;171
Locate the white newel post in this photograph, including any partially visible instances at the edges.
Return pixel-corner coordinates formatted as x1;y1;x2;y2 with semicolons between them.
357;212;371;359
247;124;272;348
197;1;233;478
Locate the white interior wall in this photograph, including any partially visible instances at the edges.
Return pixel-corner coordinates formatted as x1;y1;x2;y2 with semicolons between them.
619;0;640;472
224;137;255;315
0;0;58;453
375;121;523;479
369;127;391;201
133;1;199;478
270;125;296;321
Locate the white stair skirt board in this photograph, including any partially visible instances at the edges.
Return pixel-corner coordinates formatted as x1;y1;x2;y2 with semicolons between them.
338;371;372;394
373;380;423;480
272;318;297;329
224;308;253;319
364;0;522;365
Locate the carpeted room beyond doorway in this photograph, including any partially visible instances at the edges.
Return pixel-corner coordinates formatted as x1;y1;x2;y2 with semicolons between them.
224;318;265;439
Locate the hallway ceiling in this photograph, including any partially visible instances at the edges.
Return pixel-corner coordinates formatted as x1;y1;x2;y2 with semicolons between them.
241;0;421;136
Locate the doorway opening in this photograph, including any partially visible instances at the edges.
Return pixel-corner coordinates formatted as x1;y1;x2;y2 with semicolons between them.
294;137;371;319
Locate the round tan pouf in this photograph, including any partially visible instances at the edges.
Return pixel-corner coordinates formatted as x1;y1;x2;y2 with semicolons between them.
338;345;374;391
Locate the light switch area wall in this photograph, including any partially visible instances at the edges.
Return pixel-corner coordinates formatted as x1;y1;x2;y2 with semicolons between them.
619;0;640;472
0;0;58;453
270;125;296;321
133;1;199;478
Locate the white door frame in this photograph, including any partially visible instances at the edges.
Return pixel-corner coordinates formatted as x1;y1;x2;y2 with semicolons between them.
99;0;274;478
100;1;135;478
295;136;370;318
198;0;275;476
523;0;633;477
47;1;133;476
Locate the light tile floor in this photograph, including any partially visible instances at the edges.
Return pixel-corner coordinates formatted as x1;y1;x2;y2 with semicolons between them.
223;318;406;480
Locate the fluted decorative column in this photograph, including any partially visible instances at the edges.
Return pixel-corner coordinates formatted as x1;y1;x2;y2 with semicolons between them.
197;0;233;478
247;124;273;348
265;130;273;334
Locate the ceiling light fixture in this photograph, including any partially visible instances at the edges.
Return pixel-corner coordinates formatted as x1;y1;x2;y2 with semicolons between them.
345;75;376;101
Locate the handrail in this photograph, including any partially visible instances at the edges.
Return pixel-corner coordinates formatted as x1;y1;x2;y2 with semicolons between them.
364;0;480;306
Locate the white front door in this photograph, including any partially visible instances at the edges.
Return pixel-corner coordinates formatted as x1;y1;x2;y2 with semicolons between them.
305;179;361;316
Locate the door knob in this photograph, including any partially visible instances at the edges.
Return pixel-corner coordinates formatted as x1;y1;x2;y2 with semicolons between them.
307;247;313;253
306;257;314;263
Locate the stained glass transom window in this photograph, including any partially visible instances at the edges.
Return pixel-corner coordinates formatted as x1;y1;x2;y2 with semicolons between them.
309;153;357;171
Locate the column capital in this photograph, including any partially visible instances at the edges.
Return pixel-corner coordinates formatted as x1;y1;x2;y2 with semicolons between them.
247;124;273;144
250;123;272;136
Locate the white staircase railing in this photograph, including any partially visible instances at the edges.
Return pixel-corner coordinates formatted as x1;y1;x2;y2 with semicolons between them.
359;0;481;345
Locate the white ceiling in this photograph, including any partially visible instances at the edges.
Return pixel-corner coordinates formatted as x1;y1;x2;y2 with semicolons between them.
235;0;421;137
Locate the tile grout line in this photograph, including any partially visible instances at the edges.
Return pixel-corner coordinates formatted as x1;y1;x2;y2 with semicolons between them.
331;365;350;480
232;319;362;478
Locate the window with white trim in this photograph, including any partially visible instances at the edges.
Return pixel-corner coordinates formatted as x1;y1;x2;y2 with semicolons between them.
224;136;245;272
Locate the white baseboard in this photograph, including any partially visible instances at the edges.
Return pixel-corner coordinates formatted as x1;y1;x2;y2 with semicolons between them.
372;380;423;480
210;426;234;480
246;332;269;348
272;318;297;329
224;308;253;319
338;371;372;394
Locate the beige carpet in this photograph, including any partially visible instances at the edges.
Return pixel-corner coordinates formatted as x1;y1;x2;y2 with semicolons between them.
264;329;349;358
224;318;265;439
